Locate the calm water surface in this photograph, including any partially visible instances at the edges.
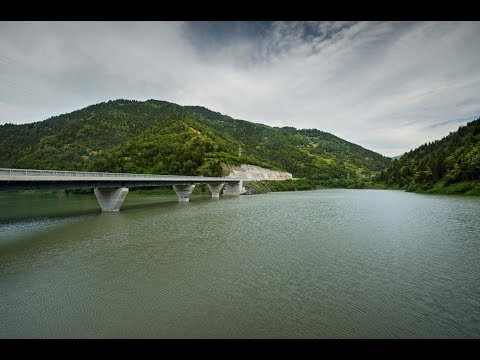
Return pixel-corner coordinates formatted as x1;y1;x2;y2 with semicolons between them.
1;189;479;338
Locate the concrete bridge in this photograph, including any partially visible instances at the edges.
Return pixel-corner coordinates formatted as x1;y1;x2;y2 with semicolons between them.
0;168;248;211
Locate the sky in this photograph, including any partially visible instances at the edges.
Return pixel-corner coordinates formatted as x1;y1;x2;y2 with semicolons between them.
1;21;479;157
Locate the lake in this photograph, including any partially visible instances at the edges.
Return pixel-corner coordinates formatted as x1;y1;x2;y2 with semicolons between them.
1;189;479;338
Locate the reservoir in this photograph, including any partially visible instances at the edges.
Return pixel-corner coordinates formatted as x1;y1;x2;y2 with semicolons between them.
1;189;479;338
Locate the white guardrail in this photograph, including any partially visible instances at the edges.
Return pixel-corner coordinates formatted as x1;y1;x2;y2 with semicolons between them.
0;168;242;182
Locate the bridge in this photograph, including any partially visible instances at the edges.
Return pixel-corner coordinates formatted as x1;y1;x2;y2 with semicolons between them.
0;168;248;211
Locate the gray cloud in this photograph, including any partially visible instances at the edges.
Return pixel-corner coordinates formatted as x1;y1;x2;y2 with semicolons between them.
1;21;479;157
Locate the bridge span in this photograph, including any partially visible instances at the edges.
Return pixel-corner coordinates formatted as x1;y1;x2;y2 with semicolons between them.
0;168;248;211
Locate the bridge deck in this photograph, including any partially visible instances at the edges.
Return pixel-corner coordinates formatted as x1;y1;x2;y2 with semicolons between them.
0;168;245;191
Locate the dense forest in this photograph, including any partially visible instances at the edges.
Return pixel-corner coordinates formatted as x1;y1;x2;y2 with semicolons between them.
0;99;392;188
376;118;480;195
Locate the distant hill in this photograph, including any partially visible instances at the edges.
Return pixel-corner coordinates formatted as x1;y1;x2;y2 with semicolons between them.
376;117;480;195
0;99;391;188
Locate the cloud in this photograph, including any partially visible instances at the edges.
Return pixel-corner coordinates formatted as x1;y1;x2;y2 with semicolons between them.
1;21;479;157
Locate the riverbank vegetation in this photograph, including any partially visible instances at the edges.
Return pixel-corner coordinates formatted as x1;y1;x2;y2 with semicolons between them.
376;118;480;196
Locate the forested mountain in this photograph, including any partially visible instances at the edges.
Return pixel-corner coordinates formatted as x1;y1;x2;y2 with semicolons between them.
376;118;480;195
0;99;391;188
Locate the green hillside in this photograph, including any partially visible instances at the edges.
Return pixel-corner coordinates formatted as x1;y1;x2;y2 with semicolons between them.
0;99;391;188
376;118;480;195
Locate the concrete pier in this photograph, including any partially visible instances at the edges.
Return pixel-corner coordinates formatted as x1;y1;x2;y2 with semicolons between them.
1;168;249;211
207;183;224;198
94;187;129;211
223;181;245;196
173;184;195;202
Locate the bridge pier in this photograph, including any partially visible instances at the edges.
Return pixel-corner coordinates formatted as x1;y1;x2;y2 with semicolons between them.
207;183;224;198
223;181;245;196
173;184;195;202
94;187;129;211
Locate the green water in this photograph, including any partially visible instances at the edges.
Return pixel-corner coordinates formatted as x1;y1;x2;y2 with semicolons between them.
1;189;479;338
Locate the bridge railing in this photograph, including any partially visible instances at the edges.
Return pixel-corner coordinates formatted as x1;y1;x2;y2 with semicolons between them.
0;168;243;181
0;168;181;178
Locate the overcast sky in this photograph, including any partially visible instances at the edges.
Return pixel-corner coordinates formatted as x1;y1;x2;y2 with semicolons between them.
1;21;479;157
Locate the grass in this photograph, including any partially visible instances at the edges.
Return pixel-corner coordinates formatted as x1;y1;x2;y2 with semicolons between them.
249;179;316;193
425;180;480;196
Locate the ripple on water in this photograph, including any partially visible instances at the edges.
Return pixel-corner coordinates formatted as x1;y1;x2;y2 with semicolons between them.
1;190;480;338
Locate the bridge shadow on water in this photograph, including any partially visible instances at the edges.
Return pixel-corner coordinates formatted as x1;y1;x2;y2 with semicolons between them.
0;193;236;255
0;193;217;224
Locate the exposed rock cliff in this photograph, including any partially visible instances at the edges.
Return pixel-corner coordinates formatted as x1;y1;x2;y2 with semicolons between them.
224;164;293;180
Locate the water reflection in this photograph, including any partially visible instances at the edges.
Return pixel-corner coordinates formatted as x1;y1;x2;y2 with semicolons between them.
1;190;479;338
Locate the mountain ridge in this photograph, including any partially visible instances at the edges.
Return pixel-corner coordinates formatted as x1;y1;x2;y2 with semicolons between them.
0;99;391;188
